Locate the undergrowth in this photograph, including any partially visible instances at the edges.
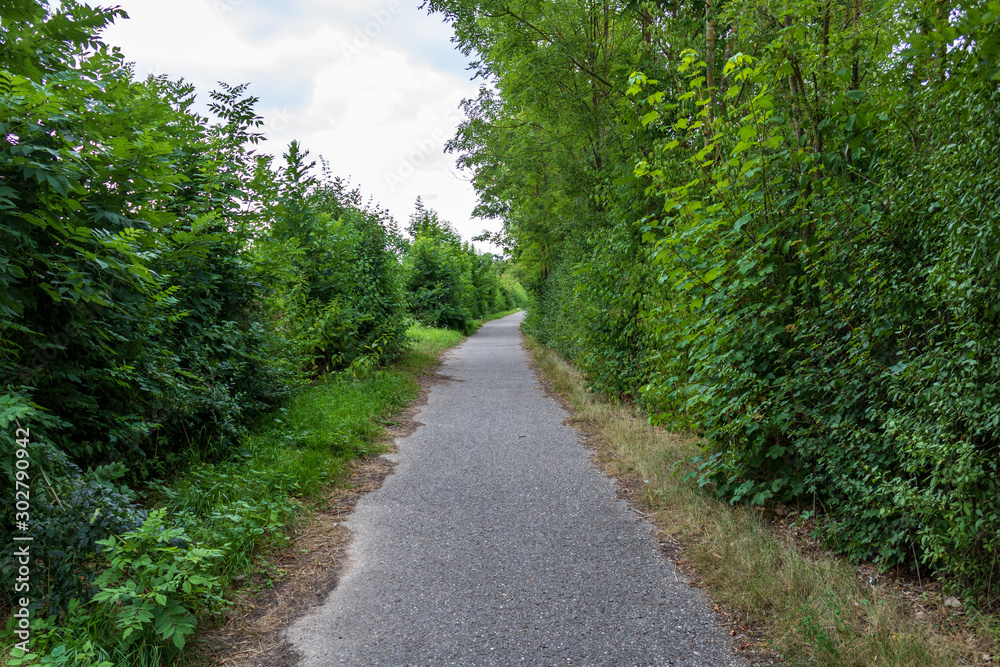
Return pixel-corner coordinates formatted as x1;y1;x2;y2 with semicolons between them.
526;335;999;667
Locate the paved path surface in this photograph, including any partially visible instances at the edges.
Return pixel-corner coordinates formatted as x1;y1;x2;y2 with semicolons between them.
287;312;743;666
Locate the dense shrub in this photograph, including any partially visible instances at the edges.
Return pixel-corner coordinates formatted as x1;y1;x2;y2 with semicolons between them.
0;403;146;615
631;10;1000;606
406;233;475;331
260;141;408;373
0;13;293;476
92;509;225;651
522;174;653;396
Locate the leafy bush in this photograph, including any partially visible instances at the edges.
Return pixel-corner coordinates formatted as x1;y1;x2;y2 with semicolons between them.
1;10;296;478
255;142;408;373
631;13;1000;605
4;600;115;667
405;233;476;332
92;509;224;651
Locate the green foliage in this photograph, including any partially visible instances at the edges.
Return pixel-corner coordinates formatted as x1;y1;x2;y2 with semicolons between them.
92;509;224;650
631;0;1000;606
4;601;115;667
523;167;654;396
156;470;298;582
253;142;408;374
0;5;294;479
406;233;475;332
402;200;525;332
0;405;146;614
0;3;431;659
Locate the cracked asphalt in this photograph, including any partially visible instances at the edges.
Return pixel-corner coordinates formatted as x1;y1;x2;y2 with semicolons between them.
286;312;745;666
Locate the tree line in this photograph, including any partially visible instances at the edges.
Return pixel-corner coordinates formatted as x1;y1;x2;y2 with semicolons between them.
0;0;525;628
424;0;1000;607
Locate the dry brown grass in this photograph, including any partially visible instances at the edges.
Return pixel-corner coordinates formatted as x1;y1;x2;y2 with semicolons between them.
526;335;998;667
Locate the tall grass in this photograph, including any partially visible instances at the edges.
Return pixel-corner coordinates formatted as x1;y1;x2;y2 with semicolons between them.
526;335;996;667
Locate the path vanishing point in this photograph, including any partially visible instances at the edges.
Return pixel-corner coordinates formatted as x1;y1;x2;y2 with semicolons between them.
286;312;745;666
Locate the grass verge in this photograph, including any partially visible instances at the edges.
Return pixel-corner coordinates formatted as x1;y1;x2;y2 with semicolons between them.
525;335;999;667
2;323;467;667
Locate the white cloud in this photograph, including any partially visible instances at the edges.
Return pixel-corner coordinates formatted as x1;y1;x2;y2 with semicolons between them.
101;0;500;250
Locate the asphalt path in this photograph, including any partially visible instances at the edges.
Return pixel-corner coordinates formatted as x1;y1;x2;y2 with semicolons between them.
286;312;744;666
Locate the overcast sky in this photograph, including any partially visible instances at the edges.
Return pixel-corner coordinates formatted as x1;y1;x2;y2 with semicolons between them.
101;0;498;249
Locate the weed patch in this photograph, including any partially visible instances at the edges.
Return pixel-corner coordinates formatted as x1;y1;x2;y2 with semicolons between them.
526;335;999;667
